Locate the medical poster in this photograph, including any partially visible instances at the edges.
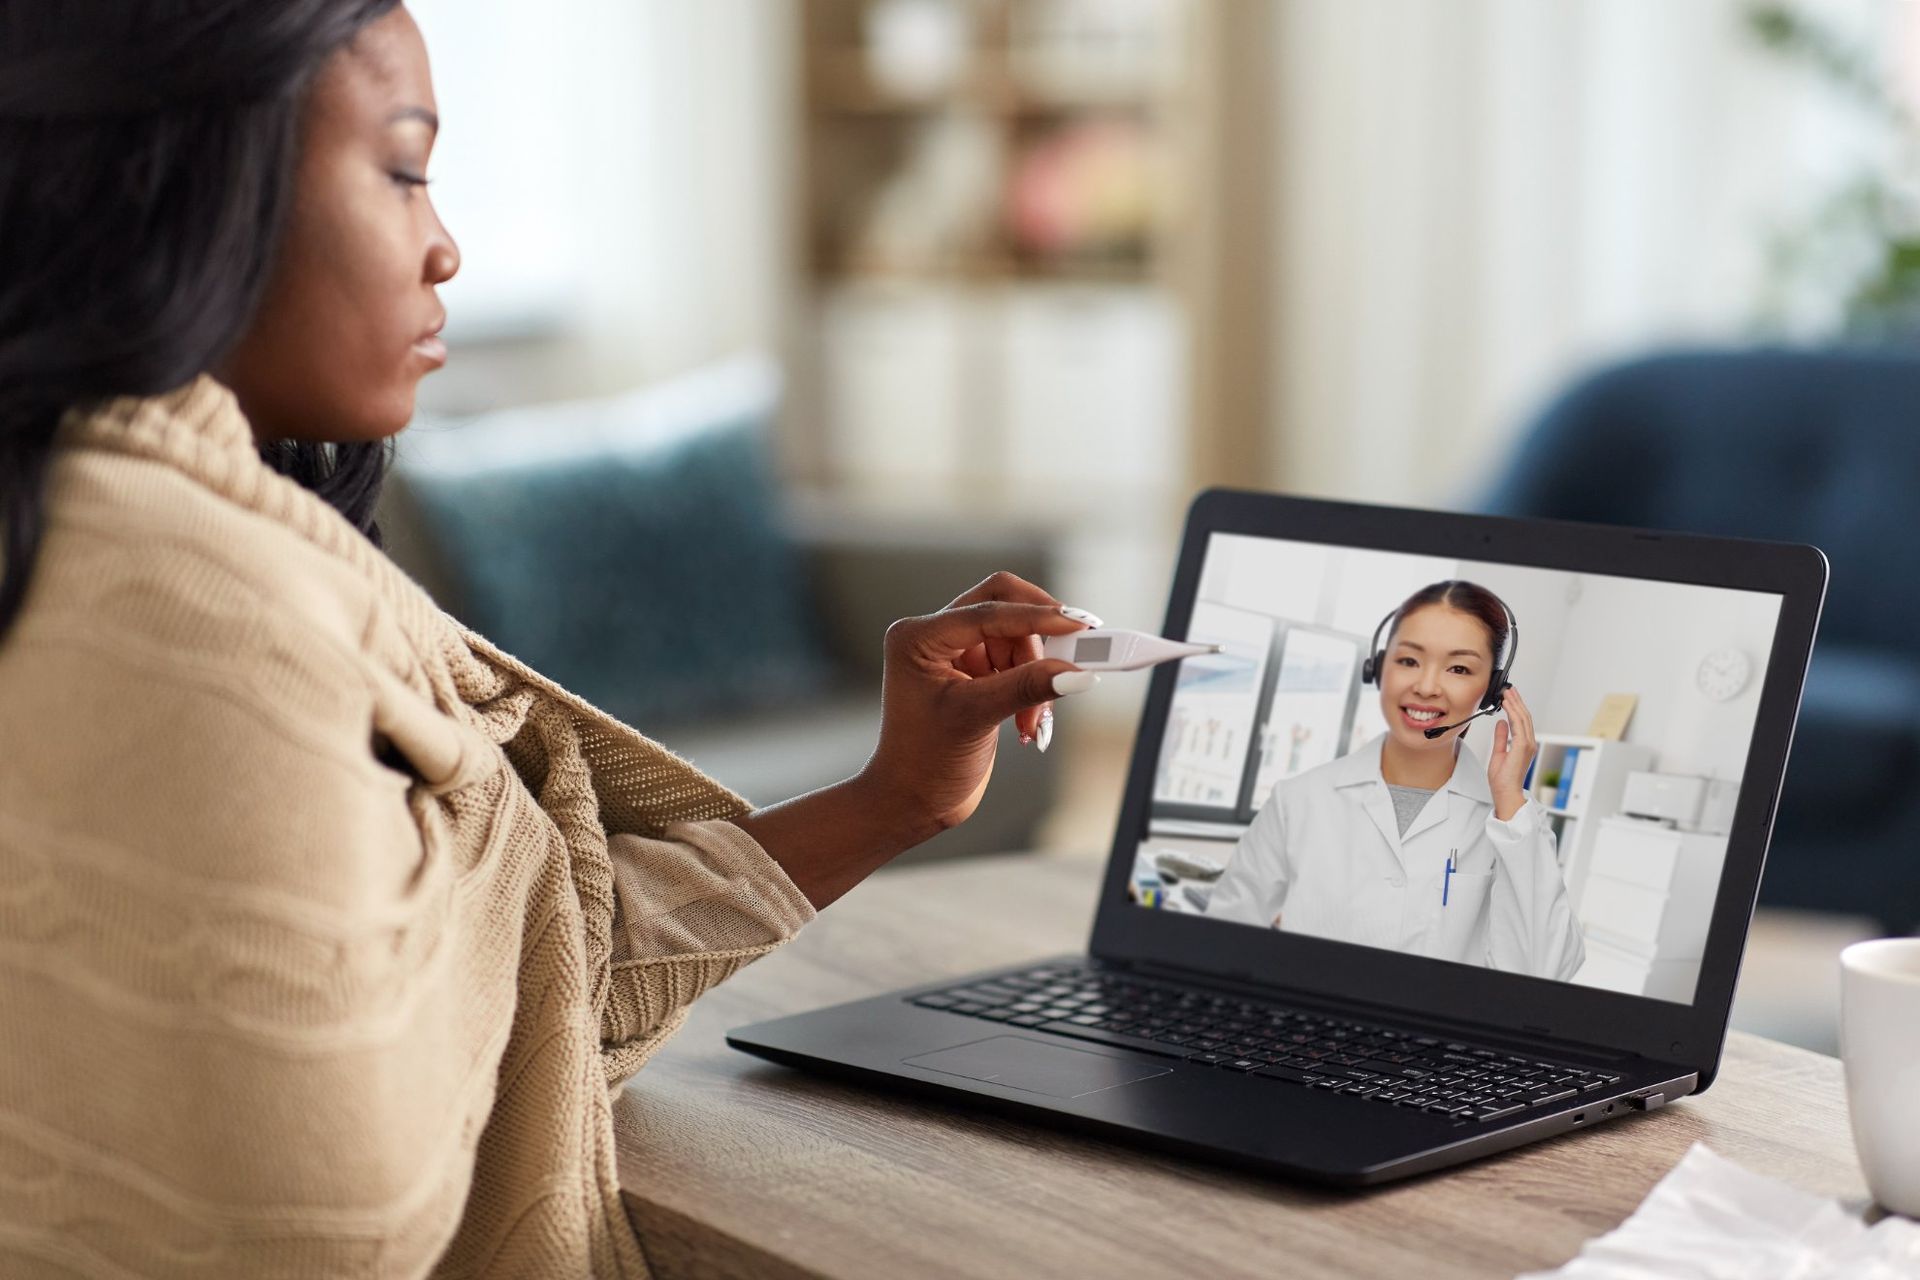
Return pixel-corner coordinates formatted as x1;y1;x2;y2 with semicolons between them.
1249;627;1361;808
1152;602;1273;810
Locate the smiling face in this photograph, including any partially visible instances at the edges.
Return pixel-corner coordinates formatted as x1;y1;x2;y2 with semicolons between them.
1379;604;1496;750
218;4;458;443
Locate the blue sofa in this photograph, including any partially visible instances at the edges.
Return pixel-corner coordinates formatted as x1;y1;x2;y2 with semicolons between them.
1482;347;1920;932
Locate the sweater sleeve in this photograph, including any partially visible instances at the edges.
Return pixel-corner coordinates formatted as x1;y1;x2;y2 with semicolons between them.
471;636;819;1090
598;820;816;1085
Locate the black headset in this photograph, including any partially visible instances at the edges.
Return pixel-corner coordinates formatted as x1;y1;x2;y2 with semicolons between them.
1361;587;1520;740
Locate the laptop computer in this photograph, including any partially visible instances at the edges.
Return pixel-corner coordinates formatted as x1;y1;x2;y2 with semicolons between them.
727;489;1826;1185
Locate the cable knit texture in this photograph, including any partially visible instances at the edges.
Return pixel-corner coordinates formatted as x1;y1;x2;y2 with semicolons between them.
0;376;816;1278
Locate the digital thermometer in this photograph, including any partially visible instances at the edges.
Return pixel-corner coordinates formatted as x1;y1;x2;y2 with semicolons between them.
1042;628;1222;672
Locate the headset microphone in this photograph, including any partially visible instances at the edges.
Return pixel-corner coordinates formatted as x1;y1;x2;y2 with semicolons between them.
1422;671;1513;738
1422;701;1501;740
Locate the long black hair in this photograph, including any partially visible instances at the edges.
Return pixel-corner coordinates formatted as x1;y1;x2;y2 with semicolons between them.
0;0;402;640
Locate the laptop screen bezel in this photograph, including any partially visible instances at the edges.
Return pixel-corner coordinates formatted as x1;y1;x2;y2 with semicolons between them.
1086;488;1827;1083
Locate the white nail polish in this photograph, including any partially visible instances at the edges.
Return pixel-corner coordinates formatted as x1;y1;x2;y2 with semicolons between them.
1037;708;1054;753
1052;671;1100;696
1058;606;1104;628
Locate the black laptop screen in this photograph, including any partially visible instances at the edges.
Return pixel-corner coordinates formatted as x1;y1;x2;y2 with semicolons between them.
1127;532;1784;1005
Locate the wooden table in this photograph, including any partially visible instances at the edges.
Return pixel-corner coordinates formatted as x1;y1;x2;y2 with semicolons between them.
612;851;1873;1279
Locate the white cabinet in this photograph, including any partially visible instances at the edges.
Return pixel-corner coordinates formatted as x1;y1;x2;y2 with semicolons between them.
1587;819;1687;893
1572;816;1728;1002
816;281;984;488
814;280;1187;504
994;284;1184;493
1574;934;1705;1005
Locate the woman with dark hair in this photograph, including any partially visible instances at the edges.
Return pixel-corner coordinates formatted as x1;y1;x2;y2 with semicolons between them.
1206;581;1585;980
0;5;1094;1274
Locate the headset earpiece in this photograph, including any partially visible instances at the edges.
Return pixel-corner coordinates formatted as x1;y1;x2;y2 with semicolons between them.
1363;607;1397;688
1480;606;1520;713
1483;678;1511;715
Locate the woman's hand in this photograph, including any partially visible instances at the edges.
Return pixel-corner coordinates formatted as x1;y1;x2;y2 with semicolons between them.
861;572;1097;834
1487;685;1537;822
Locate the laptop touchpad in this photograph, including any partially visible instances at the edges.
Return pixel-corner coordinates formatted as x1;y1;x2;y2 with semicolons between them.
903;1035;1173;1099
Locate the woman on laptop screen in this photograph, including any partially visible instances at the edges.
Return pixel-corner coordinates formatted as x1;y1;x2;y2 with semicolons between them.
1205;581;1584;980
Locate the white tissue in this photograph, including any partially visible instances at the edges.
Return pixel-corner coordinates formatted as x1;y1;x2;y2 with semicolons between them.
1518;1143;1920;1279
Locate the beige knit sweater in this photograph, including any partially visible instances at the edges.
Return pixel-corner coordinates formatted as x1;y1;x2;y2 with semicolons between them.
0;376;817;1277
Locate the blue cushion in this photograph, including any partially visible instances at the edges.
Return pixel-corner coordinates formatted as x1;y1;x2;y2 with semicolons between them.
1776;647;1920;826
397;357;832;728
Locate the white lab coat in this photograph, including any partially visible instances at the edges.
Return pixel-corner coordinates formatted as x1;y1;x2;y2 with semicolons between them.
1205;735;1585;980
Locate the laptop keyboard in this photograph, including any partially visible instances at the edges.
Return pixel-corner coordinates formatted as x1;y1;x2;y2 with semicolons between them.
910;963;1624;1123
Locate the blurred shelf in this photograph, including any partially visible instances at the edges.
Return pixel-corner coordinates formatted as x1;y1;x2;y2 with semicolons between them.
808;51;1177;117
787;0;1270;517
814;256;1158;285
805;50;994;114
798;3;1189;288
787;476;1190;530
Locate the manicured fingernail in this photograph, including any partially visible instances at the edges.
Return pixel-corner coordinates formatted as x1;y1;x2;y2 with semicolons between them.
1057;606;1103;628
1037;707;1054;753
1052;671;1100;696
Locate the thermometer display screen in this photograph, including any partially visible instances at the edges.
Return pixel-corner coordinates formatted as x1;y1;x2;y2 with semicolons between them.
1074;636;1113;663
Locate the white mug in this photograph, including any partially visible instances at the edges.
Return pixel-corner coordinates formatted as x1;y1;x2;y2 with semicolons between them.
1840;937;1920;1217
